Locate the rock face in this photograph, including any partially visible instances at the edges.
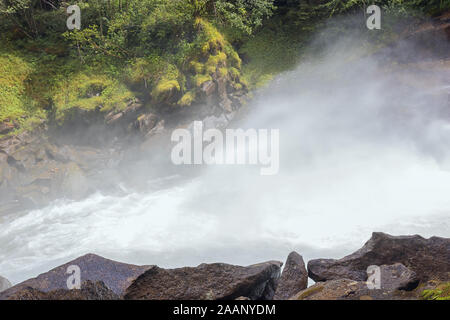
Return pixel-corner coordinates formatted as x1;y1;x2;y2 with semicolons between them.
273;252;308;300
0;132;121;212
308;232;450;283
0;276;12;293
7;281;118;300
0;254;151;300
124;261;282;300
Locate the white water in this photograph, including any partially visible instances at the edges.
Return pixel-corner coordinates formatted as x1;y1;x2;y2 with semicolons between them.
1;37;450;284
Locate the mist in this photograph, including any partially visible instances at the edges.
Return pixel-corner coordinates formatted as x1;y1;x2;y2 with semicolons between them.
1;20;450;284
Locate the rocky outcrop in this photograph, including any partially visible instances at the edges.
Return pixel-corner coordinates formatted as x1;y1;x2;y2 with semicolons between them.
0;254;152;299
124;261;282;300
1;233;448;301
7;281;118;300
292;261;420;301
0;276;12;293
290;278;421;301
308;232;450;283
273;252;308;300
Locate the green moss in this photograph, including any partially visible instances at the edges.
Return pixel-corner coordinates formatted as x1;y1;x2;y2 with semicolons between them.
195;18;226;54
152;79;180;100
0;51;48;135
151;63;183;103
296;285;324;300
190;61;205;74
422;283;450;300
53;73;134;123
205;52;227;74
218;67;228;78
0;53;33;123
127;55;166;86
193;74;212;88
185;18;244;102
231;82;243;90
225;46;242;69
229;67;240;81
178;91;196;106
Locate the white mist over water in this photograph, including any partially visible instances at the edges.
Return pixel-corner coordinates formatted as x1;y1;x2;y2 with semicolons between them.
1;36;450;284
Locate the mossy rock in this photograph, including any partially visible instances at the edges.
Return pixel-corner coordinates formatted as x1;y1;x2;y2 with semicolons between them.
193;74;213;88
178;91;196;107
296;285;324;300
422;282;450;300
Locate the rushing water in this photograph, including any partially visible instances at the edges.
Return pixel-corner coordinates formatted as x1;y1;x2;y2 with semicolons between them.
1;37;450;285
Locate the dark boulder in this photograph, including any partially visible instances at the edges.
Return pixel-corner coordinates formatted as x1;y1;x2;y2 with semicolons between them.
124;261;282;300
274;252;308;300
308;232;450;283
0;254;152;299
7;281;118;300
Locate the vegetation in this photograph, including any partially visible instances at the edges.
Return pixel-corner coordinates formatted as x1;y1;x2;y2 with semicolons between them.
0;0;448;135
422;282;450;300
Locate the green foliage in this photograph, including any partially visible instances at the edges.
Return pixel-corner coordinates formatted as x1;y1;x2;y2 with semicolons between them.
178;90;196;106
0;52;32;122
0;50;46;134
0;0;448;135
422;283;450;300
213;0;276;34
239;15;303;88
52;72;134;123
187;18;245;97
318;0;450;16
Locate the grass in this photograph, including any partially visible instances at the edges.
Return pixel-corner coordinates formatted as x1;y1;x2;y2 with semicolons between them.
422;282;450;300
239;18;305;89
52;72;134;124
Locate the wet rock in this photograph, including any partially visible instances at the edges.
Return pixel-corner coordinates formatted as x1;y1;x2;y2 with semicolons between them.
0;135;23;156
0;254;152;299
308;232;450;283
0;122;15;135
202;114;229;130
123;99;144;114
106;112;123;125
219;97;233;113
136;113;158;135
201;81;217;96
274;252;308;300
7;281;118;300
144;120;165;138
124;261;282;300
0;154;13;185
0;276;12;293
52;162;89;200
